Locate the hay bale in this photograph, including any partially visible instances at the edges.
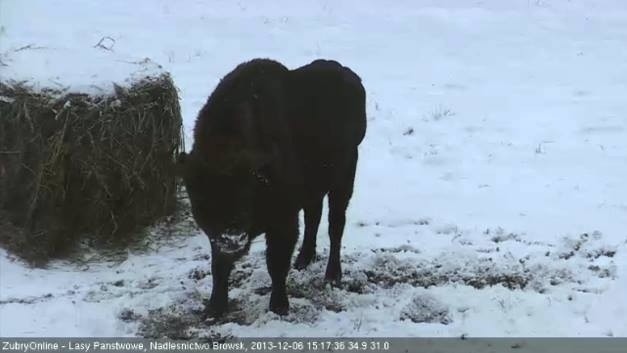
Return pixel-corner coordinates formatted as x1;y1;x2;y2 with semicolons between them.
0;72;183;265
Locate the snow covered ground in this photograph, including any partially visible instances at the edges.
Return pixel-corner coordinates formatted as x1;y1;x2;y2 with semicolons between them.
1;0;626;338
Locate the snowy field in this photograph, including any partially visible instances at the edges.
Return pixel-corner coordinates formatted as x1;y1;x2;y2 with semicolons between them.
1;0;627;338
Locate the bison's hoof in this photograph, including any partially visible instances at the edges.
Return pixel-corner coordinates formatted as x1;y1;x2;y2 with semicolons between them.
270;302;289;316
294;252;316;270
202;306;226;320
324;272;342;286
269;294;289;316
205;298;228;318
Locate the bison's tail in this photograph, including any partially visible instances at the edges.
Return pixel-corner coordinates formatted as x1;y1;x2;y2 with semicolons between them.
355;80;367;145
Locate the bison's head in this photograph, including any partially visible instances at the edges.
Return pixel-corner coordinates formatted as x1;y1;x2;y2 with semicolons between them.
176;147;273;256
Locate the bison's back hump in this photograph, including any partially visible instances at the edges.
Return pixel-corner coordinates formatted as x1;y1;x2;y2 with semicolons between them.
288;60;366;149
192;58;290;150
290;59;363;97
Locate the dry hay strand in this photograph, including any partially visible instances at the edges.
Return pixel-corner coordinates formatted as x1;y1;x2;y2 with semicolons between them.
0;74;184;266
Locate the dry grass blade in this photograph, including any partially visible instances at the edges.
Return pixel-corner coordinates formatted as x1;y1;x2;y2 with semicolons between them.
0;73;184;266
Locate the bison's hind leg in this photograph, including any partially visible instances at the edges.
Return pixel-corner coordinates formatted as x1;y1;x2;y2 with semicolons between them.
325;148;358;284
294;196;324;270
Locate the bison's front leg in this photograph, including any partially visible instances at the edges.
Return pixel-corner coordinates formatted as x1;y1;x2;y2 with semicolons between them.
208;246;235;317
265;215;298;315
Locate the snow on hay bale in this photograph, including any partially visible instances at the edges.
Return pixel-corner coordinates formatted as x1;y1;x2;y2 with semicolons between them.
0;65;183;265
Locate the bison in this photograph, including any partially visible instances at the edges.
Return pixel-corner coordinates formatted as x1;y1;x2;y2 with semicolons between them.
177;58;366;316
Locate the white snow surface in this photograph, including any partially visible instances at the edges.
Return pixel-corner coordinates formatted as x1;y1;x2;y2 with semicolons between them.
1;0;627;338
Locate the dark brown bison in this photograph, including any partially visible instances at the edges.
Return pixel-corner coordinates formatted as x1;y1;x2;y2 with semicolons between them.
177;58;366;316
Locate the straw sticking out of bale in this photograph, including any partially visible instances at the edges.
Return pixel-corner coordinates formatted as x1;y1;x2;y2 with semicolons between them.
0;73;184;265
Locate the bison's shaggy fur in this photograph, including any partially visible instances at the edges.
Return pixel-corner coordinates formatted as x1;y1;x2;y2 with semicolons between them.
177;58;366;316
